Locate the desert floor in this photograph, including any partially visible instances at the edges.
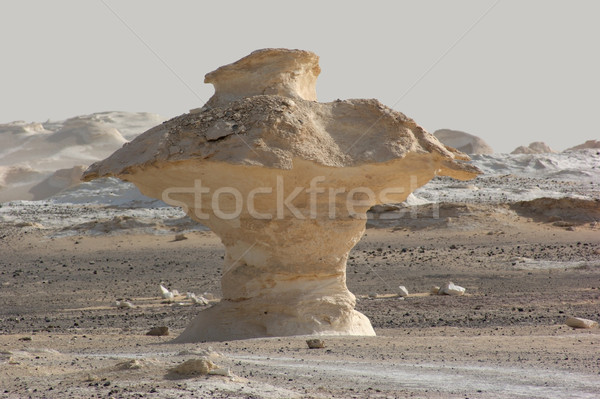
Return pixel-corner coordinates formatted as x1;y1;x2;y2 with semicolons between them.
1;207;599;398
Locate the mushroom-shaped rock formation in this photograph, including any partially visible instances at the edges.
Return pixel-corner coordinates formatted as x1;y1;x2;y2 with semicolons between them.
83;48;480;342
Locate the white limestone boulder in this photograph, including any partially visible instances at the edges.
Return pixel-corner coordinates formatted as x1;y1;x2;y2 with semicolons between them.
438;281;466;296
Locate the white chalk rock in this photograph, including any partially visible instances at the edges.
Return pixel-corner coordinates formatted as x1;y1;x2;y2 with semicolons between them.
209;367;232;377
115;300;135;309
160;284;174;300
398;286;409;297
566;317;598;329
83;48;479;342
187;292;209;305
438;282;466;296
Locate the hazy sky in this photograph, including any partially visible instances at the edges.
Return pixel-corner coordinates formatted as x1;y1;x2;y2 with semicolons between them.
2;1;599;153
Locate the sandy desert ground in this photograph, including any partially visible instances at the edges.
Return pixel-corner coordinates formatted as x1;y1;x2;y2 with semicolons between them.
1;202;599;398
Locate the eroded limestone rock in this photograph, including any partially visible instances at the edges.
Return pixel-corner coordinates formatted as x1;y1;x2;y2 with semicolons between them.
83;48;479;342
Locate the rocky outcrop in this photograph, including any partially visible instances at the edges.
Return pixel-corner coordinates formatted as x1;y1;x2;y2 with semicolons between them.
83;48;480;342
0;112;165;202
511;142;556;154
564;140;600;151
28;165;86;200
433;129;494;155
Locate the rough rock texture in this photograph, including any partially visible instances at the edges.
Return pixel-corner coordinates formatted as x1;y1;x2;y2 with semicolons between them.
83;48;479;342
565;140;600;151
511;141;556;154
433;129;494;155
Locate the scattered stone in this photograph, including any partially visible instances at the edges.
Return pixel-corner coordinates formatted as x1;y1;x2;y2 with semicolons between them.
430;286;440;295
438;282;466;296
160;284;174;300
565;317;598;329
170;358;230;376
187;292;209;305
368;292;378;299
174;233;187;241
398;286;409;297
115;300;135;309
306;339;325;349
18;337;32;341
146;326;169;336
83;374;100;382
116;359;146;370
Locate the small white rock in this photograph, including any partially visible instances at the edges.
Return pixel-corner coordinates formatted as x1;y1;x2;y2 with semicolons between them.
398;286;409;297
192;295;209;305
566;317;598;329
430;286;440;295
209;367;232;377
115;300;135;309
160;284;174;300
438;282;466;296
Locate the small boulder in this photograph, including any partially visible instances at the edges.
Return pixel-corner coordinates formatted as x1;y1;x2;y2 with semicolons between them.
398;286;409;297
306;339;325;349
171;358;216;375
565;317;598;329
174;233;187;241
187;292;209;305
115;300;135;309
170;358;231;377
160;284;174;300
146;326;169;336
430;286;440;295
438;282;466;296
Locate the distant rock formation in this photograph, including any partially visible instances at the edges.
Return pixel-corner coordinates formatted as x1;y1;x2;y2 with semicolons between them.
84;48;480;342
433;129;494;154
511;142;556;154
564;140;600;152
0;112;165;202
28;165;87;201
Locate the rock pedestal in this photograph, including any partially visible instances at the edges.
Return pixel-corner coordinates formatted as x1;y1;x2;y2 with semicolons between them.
83;48;479;342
